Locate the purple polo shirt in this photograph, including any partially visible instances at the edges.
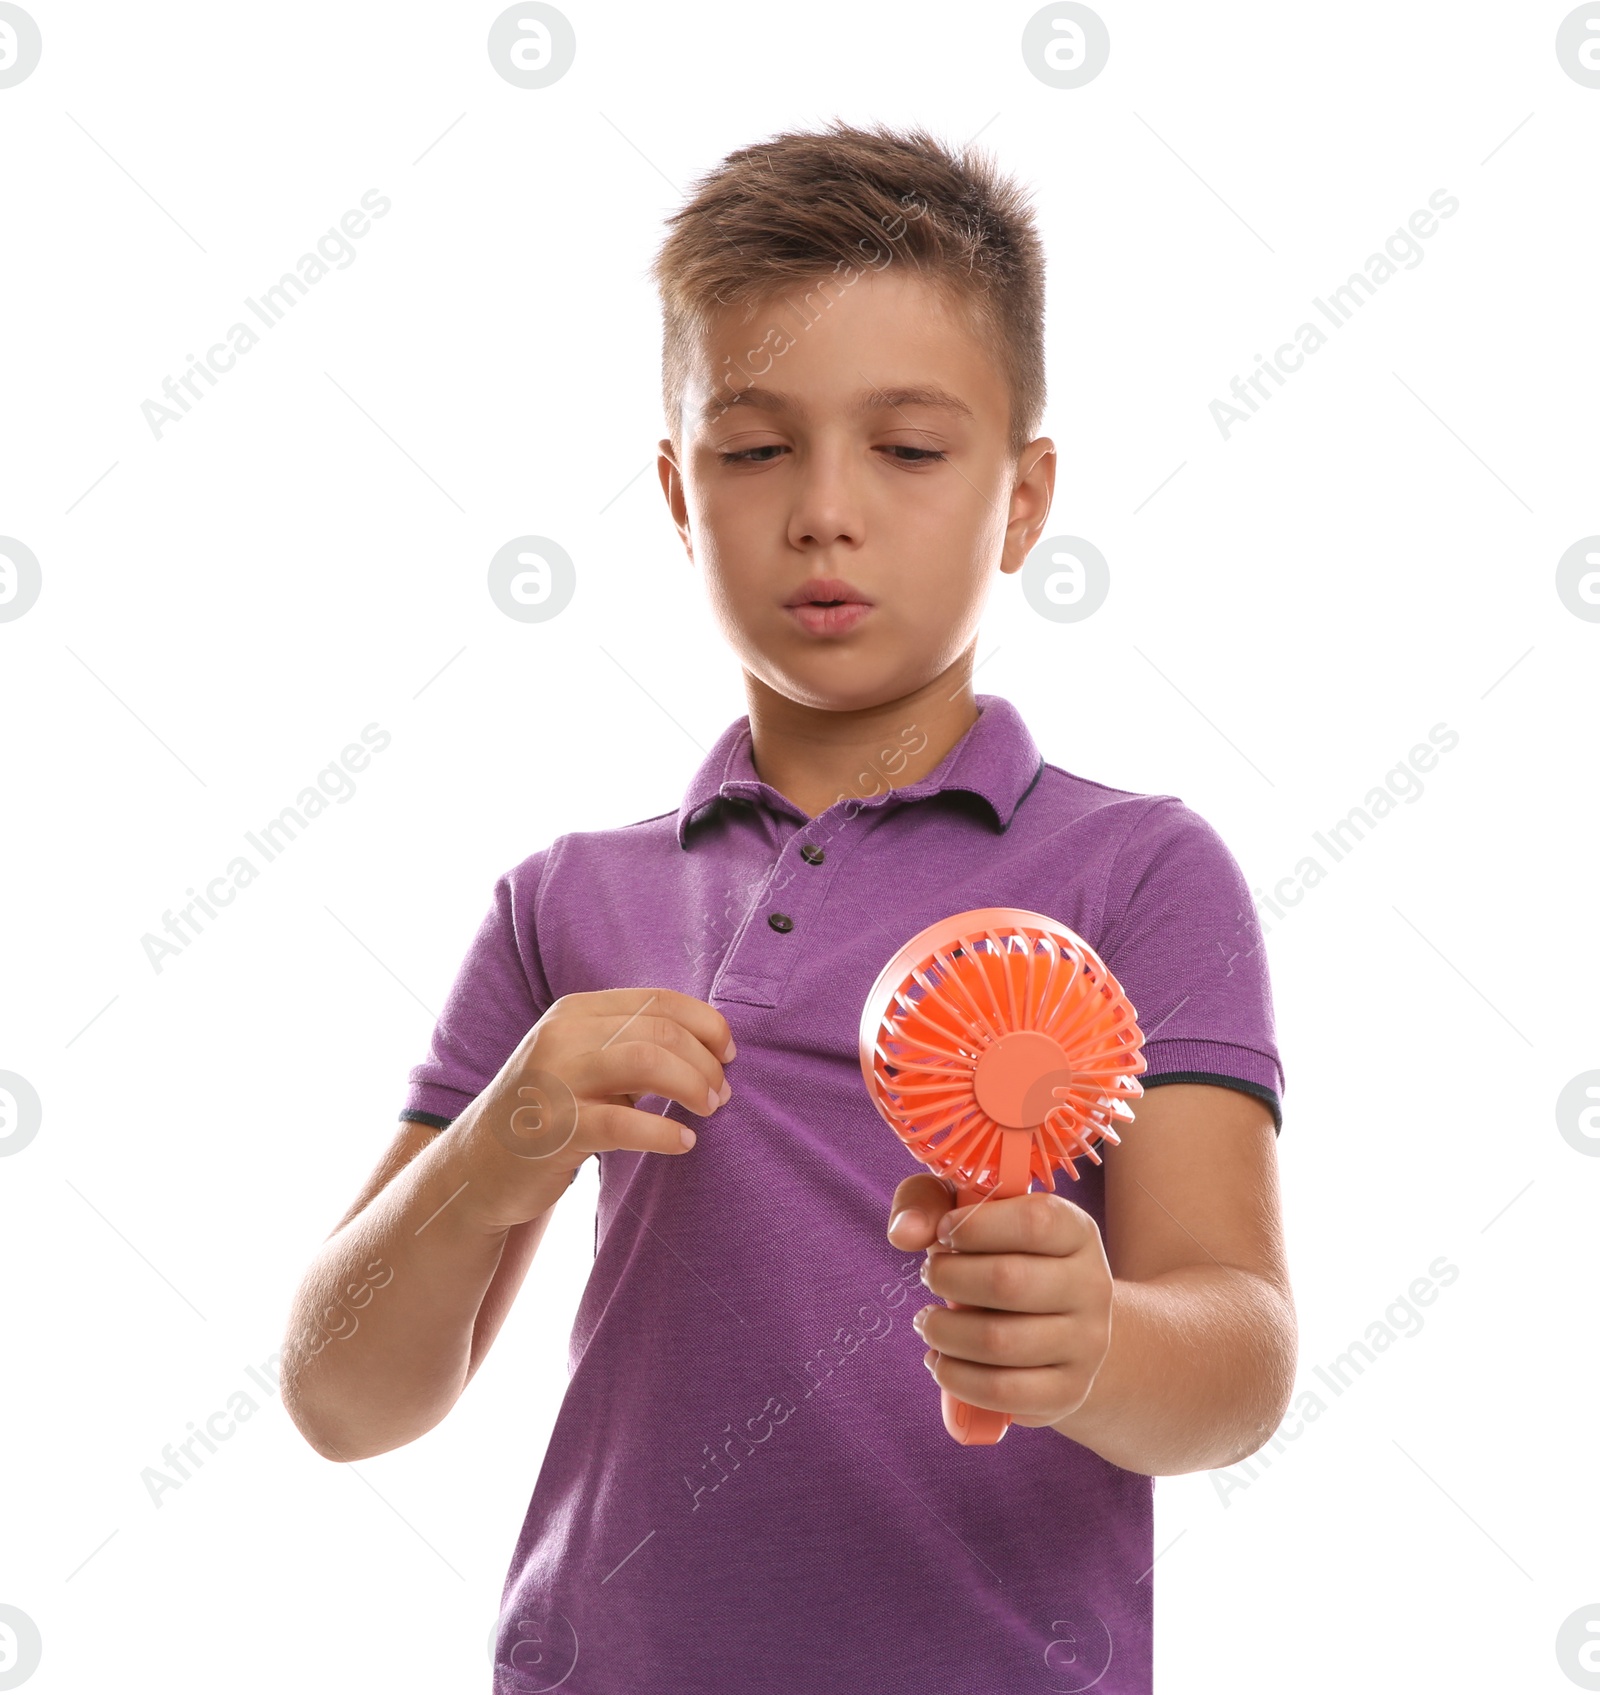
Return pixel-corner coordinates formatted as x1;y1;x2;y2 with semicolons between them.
400;693;1284;1694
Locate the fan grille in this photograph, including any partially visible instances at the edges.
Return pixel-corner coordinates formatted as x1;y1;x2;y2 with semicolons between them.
867;917;1147;1195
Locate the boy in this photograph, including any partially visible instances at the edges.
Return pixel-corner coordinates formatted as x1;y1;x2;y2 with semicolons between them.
283;119;1293;1694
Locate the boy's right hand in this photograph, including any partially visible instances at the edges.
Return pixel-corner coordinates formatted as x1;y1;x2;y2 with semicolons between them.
457;989;736;1232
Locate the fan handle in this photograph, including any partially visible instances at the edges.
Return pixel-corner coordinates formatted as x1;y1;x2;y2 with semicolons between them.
938;1127;1037;1444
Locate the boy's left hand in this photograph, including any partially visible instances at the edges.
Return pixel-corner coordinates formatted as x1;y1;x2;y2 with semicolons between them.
886;1171;1114;1428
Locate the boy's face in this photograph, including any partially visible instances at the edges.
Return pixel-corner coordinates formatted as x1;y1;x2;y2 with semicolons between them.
658;268;1055;713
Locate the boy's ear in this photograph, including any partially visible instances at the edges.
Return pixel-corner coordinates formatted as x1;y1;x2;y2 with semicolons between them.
999;437;1057;575
657;437;695;560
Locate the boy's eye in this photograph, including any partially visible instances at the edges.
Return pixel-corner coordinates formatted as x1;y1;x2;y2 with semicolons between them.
713;444;948;466
716;445;787;464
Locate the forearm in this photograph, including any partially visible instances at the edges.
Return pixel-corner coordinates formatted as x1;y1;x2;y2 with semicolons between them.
1049;1265;1297;1476
280;1114;567;1462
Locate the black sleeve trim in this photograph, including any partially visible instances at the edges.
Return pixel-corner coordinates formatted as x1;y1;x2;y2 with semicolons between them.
1139;1071;1282;1136
399;1110;454;1131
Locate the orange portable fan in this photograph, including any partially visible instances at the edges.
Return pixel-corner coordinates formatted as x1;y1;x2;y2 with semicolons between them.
859;908;1148;1446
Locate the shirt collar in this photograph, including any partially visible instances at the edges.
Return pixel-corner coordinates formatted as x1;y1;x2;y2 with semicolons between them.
676;692;1045;849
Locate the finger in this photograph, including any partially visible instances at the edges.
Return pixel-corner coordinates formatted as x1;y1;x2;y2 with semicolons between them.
582;1097;707;1159
579;1038;730;1122
913;1302;1074;1368
921;1248;1079;1315
616;1009;733;1105
569;996;732;1105
580;988;737;1065
922;1353;1072;1421
933;1191;1096;1256
887;1172;958;1249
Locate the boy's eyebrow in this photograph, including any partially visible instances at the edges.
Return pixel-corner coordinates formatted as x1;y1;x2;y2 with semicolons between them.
696;384;974;426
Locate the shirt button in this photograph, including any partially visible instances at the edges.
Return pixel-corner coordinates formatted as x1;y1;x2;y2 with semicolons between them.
768;912;794;933
799;843;825;865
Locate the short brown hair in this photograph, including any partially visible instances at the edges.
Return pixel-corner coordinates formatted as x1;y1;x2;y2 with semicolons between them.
650;118;1047;459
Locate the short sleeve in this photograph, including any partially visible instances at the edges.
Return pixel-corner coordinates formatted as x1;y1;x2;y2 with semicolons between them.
1097;797;1285;1134
398;850;555;1130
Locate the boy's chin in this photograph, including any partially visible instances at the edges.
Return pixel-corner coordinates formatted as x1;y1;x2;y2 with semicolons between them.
751;657;926;716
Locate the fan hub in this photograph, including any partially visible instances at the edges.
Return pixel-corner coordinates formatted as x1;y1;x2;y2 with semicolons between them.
972;1029;1075;1129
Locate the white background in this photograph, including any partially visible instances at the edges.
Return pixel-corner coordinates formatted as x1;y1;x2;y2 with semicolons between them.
1;2;1596;1690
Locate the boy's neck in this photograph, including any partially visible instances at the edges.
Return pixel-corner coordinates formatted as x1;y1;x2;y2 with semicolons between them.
742;667;981;822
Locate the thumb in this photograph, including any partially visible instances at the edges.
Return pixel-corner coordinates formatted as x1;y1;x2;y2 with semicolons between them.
887;1171;959;1251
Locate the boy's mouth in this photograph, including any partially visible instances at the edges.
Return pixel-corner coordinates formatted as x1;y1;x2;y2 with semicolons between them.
782;575;873;609
782;575;875;636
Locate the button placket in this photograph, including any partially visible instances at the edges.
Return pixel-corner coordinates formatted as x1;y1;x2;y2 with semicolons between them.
768;840;826;930
716;808;868;1005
